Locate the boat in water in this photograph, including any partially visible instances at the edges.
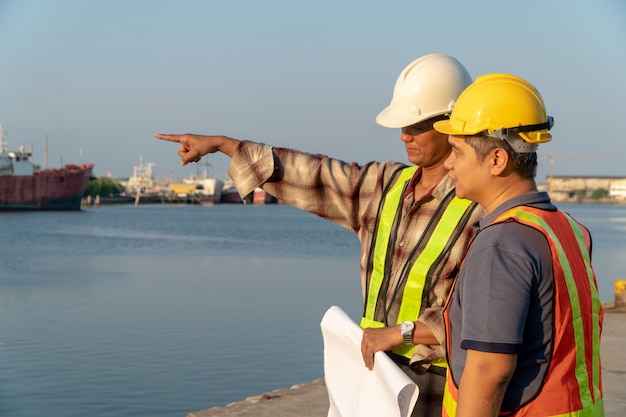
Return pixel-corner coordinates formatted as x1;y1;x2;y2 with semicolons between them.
220;179;243;204
219;182;278;204
0;125;93;210
252;187;278;204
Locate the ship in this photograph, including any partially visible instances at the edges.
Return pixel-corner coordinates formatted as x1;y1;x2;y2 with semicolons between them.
219;181;278;204
252;187;278;204
220;179;243;204
0;125;93;210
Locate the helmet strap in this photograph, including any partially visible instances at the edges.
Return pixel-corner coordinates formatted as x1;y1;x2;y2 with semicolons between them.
491;116;554;139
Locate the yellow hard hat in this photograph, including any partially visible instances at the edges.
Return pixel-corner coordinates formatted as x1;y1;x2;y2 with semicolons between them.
433;73;553;144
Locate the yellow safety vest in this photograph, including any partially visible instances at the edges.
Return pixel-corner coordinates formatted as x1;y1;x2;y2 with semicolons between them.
360;166;476;361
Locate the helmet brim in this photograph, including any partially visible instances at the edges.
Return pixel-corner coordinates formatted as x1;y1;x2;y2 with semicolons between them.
375;105;421;128
433;119;457;135
377;106;449;129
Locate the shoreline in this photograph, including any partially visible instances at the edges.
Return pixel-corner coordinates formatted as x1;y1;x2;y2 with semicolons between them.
188;305;626;417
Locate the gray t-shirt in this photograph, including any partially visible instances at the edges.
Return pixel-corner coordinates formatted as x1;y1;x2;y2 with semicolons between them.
448;192;555;412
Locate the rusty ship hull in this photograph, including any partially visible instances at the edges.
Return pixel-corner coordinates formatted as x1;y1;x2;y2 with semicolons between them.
0;164;93;210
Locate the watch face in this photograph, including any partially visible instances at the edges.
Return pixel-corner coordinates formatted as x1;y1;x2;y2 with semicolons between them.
400;321;414;333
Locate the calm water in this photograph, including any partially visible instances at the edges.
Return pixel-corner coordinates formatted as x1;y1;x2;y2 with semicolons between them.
0;203;624;417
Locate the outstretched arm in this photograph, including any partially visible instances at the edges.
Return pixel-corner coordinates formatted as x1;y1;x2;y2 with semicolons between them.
154;133;240;166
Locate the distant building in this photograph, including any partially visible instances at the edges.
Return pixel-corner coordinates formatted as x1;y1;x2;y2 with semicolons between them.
548;176;626;202
168;177;224;203
609;179;626;200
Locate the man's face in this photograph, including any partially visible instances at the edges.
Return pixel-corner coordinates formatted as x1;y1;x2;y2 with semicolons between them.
400;119;451;167
443;135;487;201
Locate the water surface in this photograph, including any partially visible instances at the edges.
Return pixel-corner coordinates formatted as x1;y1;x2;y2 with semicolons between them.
0;203;623;417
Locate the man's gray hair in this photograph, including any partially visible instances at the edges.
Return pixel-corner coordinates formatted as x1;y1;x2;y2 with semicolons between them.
464;135;538;179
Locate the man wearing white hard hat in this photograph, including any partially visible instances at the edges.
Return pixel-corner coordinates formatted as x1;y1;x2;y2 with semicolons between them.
155;53;484;417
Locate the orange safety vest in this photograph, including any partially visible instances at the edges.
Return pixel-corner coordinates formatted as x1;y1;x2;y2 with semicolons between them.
442;206;604;417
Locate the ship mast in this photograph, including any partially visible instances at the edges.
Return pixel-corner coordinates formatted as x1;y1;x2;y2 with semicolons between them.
44;134;49;169
0;124;5;153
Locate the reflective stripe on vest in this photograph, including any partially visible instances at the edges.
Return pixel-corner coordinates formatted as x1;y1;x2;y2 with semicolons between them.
442;207;604;417
360;166;475;360
362;166;417;331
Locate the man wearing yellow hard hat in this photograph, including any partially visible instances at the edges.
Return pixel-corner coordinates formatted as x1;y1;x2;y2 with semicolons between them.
434;74;604;417
156;53;485;417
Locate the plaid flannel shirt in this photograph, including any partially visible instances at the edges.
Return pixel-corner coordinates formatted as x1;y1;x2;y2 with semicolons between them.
228;140;483;368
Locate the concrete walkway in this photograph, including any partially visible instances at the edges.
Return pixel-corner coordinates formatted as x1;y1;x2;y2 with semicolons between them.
188;306;626;417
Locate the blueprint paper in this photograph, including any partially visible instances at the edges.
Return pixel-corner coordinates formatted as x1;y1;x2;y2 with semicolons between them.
320;305;419;417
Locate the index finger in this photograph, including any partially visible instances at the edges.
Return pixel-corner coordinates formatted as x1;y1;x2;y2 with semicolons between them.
154;133;182;143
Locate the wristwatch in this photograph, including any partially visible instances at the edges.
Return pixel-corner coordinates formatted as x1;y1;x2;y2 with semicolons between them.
399;321;415;345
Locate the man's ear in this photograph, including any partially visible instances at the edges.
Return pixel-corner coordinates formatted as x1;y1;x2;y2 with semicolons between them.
490;147;510;176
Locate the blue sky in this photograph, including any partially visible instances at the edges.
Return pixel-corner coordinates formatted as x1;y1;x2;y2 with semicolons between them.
1;0;624;182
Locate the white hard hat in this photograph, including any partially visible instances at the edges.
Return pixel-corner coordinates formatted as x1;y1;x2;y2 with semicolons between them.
376;53;473;128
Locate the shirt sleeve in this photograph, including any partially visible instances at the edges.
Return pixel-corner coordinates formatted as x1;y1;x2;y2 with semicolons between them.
228;140;405;232
228;140;278;203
